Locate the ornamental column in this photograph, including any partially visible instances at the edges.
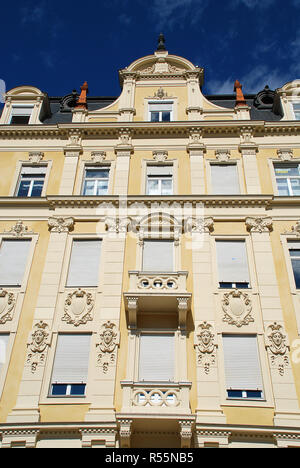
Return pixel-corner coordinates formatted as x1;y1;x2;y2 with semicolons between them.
59;130;82;195
187;129;206;195
114;129;133;195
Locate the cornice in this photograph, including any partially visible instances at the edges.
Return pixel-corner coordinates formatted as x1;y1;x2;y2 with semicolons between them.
1;120;300;140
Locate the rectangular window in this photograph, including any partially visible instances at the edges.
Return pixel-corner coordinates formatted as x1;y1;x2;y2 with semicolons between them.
146;165;173;195
82;167;110;196
223;335;263;399
16;166;46;197
139;333;174;381
288;241;300;289
0;334;9;376
274;163;300;196
216;240;250;288
292;103;300;120
142;240;174;271
66;239;102;287
10;106;33;125
210;164;240;195
148;102;173;122
50;334;91;396
0;239;31;287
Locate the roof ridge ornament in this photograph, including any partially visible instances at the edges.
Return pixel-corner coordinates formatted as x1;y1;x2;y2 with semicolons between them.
156;33;166;51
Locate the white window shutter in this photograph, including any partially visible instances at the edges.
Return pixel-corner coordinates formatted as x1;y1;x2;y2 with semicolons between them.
211;164;240;194
223;335;263;391
0;334;9;374
149;103;173;112
216;240;250;283
147;165;173;176
142;240;174;271
51;334;91;384
0;239;31;286
66;240;102;287
20;165;47;175
139;334;174;381
11;106;33;116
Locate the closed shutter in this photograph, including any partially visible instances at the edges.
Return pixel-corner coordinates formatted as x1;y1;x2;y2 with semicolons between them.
20;165;47;175
11;106;33;116
0;334;9;374
51;334;91;384
139;334;174;381
216;240;250;283
149;103;173;112
66;239;101;287
0;239;31;286
147;165;173;176
223;335;263;391
211;164;240;194
142;240;174;271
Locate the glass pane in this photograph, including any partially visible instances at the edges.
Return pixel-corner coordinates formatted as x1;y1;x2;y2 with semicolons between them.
96;180;108;195
161;111;171;122
291;178;300;195
161;179;173;195
85;169;109;179
10;115;30;124
17;180;31;197
150;112;159;122
291;259;300;288
147;179;160;195
290;250;300;257
51;384;67;396
70;384;86;396
274;165;300;176
30;180;44;197
276;178;290;196
83;180;95;195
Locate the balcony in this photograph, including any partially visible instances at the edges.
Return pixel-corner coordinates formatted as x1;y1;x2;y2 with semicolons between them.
120;381;192;415
124;270;191;329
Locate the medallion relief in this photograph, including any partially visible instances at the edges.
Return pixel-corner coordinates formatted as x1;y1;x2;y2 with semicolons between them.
194;321;217;374
27;321;50;373
266;322;289;376
0;289;16;324
222;289;254;327
62;289;94;327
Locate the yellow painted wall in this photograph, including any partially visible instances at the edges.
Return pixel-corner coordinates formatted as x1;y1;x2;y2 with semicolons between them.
134;85;188;122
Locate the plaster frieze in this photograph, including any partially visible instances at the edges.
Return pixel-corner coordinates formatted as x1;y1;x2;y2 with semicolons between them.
265;322;290;376
48;216;74;233
4;220;34;237
96;321;120;374
26;321;51;373
194;322;217;374
245;216;273;233
0;289;16;324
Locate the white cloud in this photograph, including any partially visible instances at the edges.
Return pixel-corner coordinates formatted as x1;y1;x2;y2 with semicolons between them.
20;2;46;24
149;0;209;30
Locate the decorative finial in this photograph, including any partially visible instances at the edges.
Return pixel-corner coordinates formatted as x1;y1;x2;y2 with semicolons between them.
157;33;166;51
75;81;89;109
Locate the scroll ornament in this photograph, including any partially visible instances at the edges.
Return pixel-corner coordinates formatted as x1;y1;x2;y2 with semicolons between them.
96;321;119;373
62;289;94;327
266;322;289;376
27;321;50;373
222;289;254;327
195;322;217;374
0;289;16;324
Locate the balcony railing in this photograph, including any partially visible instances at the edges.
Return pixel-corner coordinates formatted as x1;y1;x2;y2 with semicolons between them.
128;270;188;293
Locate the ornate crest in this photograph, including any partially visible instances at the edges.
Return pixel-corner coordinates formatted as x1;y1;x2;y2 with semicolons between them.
222;289;254;327
4;220;33;237
0;289;16;324
90;151;106;164
245;217;273;233
27;321;50;373
28;151;44;164
215;149;230;163
96;321;119;373
266;322;289;376
48;216;74;233
195;322;217;374
62;289;94;327
153;150;168;163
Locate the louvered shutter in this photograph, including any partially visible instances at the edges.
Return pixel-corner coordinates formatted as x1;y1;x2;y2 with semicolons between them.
216;240;250;283
20;165;47;175
51;334;91;384
0;239;31;286
147;165;173;176
0;334;9;374
211;164;240;194
149;103;173;112
142;240;174;271
223;335;263;391
66;240;101;287
11;106;33;116
139;334;174;381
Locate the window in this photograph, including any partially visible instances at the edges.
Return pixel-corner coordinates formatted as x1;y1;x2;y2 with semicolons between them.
223;335;263;399
0;334;9;376
210;164;240;195
288;241;300;289
82;167;110;196
292;103;300;120
10;106;33;124
66;239;102;287
142;240;174;271
148;102;173;122
274;163;300;196
216;240;250;288
0;239;31;287
139;333;174;381
16;166;46;197
50;334;91;396
146;165;173;195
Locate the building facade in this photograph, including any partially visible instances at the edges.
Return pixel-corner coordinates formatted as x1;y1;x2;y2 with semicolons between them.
0;36;300;448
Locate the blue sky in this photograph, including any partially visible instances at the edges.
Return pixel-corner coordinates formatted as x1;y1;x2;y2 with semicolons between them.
1;0;300;101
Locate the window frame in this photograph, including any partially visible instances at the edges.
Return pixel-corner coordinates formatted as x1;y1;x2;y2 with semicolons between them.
273;161;300;196
281;235;300;334
141;159;178;195
0;333;14;398
10;161;52;198
206;158;245;195
75;160;115;196
291;101;300;120
148;101;174;122
81;166;110;196
269;158;300;197
9;105;34;125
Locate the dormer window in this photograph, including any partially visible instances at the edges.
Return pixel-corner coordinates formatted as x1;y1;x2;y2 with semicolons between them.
10;106;33;125
148;102;173;122
292;103;300;120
